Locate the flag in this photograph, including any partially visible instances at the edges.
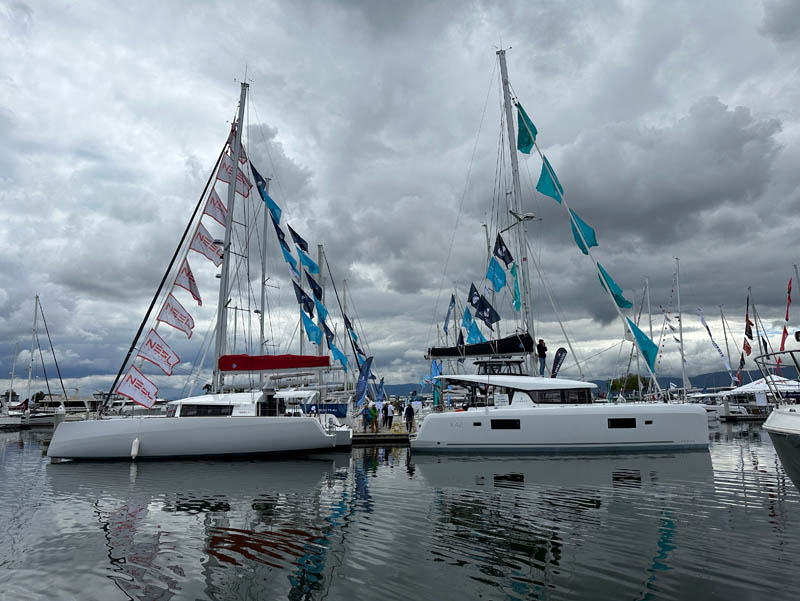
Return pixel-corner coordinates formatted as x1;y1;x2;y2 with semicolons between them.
745;320;753;340
462;306;474;330
300;310;322;345
138;328;180;376
431;360;442;378
203;188;228;227
743;338;752;356
536;155;563;203
761;336;769;353
157;293;195;339
282;244;299;274
516;102;537;154
475;294;501;331
251;162;282;222
787;278;793;321
292;281;315;317
673;336;681;344
467;321;486;344
321;319;335;346
669;382;677;390
698;308;732;373
306;272;323;300
511;263;521;312
355;356;374;407
271;214;290;251
297;246;320;274
443;294;455;335
468;283;481;310
493;233;514;268
287;262;301;283
569;209;598;255
330;342;348;373
486;257;507;292
217;153;252;198
190;223;223;267
597;263;633;309
226;123;248;165
287;225;308;253
781;326;789;352
314;297;328;322
376;377;385;402
174;259;202;306
550;347;567;378
457;330;465;347
626;318;658;371
117;366;158;409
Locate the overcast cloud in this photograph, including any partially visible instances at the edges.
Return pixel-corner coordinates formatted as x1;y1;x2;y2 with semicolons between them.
1;0;799;398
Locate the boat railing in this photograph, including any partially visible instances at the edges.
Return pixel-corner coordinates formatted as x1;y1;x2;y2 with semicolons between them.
753;349;800;404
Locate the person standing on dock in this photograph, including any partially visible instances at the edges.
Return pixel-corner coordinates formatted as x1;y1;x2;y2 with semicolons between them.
361;404;370;433
381;402;388;429
386;403;394;430
404;403;414;432
537;339;547;377
370;402;379;433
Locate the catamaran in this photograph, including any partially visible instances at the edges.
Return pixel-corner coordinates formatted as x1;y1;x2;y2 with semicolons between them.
410;49;708;453
48;82;354;460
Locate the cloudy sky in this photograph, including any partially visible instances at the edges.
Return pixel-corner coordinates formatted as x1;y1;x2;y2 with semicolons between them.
1;0;799;399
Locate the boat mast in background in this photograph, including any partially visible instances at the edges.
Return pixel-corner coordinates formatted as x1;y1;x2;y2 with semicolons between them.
676;258;689;400
26;295;39;414
259;176;271;390
213;81;248;393
497;48;535;373
4;343;18;414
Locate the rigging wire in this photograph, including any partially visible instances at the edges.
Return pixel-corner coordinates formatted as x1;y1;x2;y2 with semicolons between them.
38;300;69;401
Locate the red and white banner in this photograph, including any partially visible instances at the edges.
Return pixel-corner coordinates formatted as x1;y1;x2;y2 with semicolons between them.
138;328;181;376
217;153;252;198
175;259;202;305
227;124;249;165
203;188;228;227
117;365;159;409
190;223;222;267
157;293;195;339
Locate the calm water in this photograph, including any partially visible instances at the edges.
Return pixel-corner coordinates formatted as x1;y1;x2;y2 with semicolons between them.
1;424;799;600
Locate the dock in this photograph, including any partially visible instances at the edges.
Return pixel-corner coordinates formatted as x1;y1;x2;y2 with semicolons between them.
352;432;410;447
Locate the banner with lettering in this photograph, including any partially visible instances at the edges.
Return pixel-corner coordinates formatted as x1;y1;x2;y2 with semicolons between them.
203;188;228;227
175;259;202;306
138;328;180;376
190;223;222;267
157;293;195;338
117;365;159;409
217;153;252;198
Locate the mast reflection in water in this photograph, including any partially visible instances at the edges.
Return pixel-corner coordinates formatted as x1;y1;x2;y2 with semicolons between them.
0;425;799;600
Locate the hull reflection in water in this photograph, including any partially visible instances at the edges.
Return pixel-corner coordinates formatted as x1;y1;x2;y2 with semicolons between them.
45;457;350;600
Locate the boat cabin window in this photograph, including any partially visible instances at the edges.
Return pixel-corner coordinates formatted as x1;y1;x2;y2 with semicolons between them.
491;419;520;430
167;404;177;418
179;404;234;417
534;389;592;404
475;361;525;375
258;393;284;416
608;418;636;429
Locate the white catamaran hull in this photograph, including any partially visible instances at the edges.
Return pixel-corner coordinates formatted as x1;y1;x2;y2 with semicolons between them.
764;407;800;486
410;403;708;453
47;416;336;460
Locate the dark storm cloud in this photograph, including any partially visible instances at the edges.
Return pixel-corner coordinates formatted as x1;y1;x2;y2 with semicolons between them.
760;0;800;44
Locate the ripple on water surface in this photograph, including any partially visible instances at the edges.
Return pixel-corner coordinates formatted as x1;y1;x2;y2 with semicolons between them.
0;424;799;600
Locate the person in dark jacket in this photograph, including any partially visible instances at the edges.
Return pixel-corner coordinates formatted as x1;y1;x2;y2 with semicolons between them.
404;403;415;432
536;339;547;377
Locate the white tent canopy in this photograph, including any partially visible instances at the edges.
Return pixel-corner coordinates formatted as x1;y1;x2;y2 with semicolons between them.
721;375;800;397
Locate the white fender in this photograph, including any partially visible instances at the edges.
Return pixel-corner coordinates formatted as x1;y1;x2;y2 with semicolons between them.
131;437;140;460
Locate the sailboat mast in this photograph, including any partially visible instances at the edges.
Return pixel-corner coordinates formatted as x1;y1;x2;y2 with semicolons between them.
719;305;733;374
676;258;689;400
213;81;248;393
317;243;325;390
26;295;39;413
259;176;271;390
497;49;535;369
5;343;18;413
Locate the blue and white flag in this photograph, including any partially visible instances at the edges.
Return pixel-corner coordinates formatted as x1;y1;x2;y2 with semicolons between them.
462;306;474;330
292;281;315;317
251;162;282;223
493;233;514;268
330;341;348;373
486;257;507;292
314;297;328;322
443;294;455;335
305;272;323;300
475;294;501;331
355;356;374;408
467;321;486;344
281;245;299;271
376;377;385;402
301;310;322;345
270;214;290;251
287;224;309;253
297;246;320;274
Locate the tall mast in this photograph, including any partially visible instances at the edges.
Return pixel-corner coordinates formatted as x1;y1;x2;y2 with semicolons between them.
213;81;248;393
497;49;535;371
719;305;733;377
317;243;325;389
26;295;39;413
259;176;271;390
343;279;350;391
645;277;653;339
676;258;689;400
5;343;18;414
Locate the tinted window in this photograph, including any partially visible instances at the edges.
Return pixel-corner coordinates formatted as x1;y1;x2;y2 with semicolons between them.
179;404;234;417
608;418;636;428
538;390;563;404
491;419;520;430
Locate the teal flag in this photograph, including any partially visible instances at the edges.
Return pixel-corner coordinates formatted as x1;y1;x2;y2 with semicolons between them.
510;262;521;312
569;209;598;255
486;257;507;292
300;310;322;345
516;103;537;154
314;297;328;322
462;306;473;330
536;155;563;203
330;342;348;372
281;245;298;271
263;193;282;224
627;318;658;371
297;246;320;274
597;263;633;309
467;321;486;344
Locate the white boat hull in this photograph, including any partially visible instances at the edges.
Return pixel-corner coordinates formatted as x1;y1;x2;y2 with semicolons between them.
410;403;709;453
47;416;336;460
764;407;800;489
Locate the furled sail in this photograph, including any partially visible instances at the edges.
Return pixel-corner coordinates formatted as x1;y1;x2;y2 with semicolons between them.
426;332;534;359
